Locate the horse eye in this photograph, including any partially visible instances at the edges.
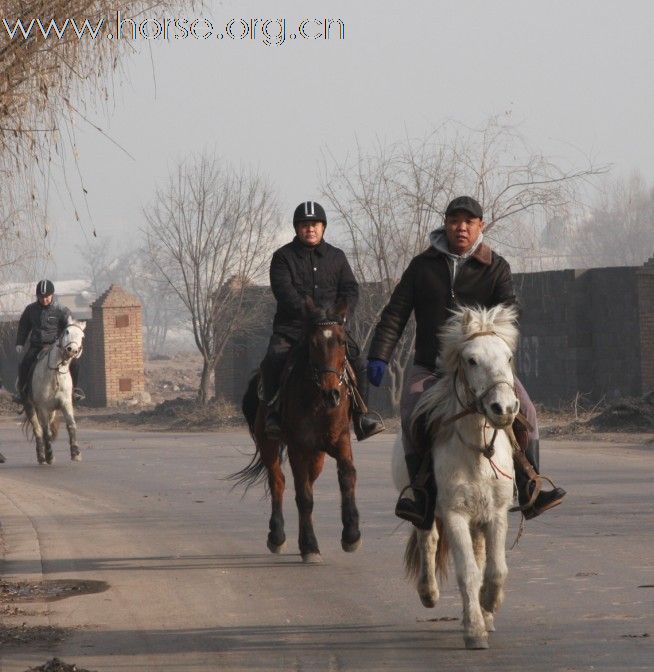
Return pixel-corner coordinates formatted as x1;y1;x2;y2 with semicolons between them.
508;355;513;363
468;357;477;366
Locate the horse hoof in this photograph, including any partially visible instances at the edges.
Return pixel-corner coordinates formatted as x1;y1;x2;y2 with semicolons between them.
419;591;439;608
71;452;82;462
341;537;361;553
46;456;54;465
301;553;322;564
464;635;489;650
267;539;286;554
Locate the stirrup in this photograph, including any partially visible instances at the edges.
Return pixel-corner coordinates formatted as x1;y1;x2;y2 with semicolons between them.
73;388;86;402
510;474;555;513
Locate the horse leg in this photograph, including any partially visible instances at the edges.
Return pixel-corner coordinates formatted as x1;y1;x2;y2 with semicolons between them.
27;406;45;465
480;513;509;630
472;527;494;632
263;441;286;554
290;448;323;563
335;438;361;552
417;526;440;607
444;512;488;650
61;401;81;462
39;409;54;465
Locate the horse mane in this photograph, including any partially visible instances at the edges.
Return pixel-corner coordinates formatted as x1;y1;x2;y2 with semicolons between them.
411;304;519;441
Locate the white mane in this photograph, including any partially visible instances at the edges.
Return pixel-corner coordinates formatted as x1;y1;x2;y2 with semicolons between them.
412;303;519;439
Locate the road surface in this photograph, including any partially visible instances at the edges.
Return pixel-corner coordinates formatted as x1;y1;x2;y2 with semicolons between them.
0;419;652;671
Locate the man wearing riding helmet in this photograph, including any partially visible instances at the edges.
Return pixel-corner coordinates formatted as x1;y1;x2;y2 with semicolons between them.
14;280;85;405
367;196;566;528
261;201;384;441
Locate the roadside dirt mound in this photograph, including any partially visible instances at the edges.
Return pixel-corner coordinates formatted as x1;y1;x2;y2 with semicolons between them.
25;659;96;672
82;397;244;431
587;394;654;432
136;397;243;430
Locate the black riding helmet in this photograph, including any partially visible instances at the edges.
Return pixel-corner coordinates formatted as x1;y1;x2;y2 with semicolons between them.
293;201;327;228
35;279;55;297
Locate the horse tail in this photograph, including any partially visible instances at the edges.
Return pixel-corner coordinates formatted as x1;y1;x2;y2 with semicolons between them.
50;413;59;441
434;517;450;581
229;371;285;493
404;528;421;581
404;517;450;582
242;372;259;438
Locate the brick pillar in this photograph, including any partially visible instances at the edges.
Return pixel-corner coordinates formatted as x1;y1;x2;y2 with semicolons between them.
637;257;654;393
86;285;145;406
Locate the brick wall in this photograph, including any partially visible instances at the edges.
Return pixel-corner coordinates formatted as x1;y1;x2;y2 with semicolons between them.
215;261;652;409
637;257;654;393
86;285;145;406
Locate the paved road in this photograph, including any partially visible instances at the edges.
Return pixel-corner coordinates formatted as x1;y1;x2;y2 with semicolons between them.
0;419;652;671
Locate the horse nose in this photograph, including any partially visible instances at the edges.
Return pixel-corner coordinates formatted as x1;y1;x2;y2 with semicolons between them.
324;389;341;407
490;402;503;416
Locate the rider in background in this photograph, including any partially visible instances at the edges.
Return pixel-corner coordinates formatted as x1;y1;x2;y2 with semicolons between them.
13;280;85;405
261;201;384;442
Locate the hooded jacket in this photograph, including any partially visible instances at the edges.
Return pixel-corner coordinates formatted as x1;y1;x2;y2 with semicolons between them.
368;229;517;370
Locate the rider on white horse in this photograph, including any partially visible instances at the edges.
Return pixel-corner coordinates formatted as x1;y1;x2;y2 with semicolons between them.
13;280;85;405
367;196;566;528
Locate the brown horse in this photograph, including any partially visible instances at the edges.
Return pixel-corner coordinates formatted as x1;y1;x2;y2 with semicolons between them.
233;298;360;563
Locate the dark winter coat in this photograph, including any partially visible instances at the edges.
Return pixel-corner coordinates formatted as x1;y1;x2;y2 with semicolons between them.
16;301;72;347
368;242;517;370
270;237;359;340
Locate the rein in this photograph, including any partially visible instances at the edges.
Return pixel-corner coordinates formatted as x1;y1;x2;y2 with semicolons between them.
441;328;520;480
308;319;348;390
48;326;84;373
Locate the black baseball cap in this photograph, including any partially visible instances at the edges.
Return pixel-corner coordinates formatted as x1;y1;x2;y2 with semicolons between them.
445;196;483;219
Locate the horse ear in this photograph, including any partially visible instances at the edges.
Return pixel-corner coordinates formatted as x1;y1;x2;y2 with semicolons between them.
67;315;73;325
79;321;87;332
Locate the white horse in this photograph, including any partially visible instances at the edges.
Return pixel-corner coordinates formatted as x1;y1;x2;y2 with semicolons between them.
24;317;86;465
392;304;520;650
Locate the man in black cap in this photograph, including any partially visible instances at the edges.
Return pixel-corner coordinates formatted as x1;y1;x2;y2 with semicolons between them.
367;196;566;527
260;201;384;441
14;280;85;405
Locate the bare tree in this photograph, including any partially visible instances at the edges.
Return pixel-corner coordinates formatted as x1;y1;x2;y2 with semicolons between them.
0;1;187;281
322;117;605;413
78;236;187;355
576;171;654;268
143;153;278;403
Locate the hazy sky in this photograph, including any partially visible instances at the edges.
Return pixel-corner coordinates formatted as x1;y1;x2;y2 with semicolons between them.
45;0;654;276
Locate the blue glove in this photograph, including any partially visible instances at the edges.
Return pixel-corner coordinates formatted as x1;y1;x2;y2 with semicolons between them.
367;358;387;387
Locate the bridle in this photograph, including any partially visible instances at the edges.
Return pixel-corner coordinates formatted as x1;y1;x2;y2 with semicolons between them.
48;324;85;373
441;329;520;478
308;319;348;390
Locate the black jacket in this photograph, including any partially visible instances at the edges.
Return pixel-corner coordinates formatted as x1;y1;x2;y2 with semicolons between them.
16;301;72;347
270;237;359;340
368;242;516;370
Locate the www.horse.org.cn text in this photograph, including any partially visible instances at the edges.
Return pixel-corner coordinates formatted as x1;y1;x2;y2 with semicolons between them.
0;14;346;46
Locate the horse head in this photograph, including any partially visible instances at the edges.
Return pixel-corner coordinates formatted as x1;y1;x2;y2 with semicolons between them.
443;304;520;429
303;297;348;408
59;316;87;361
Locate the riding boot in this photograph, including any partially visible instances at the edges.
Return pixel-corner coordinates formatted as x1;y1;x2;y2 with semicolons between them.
395;452;436;530
513;438;566;520
69;359;85;403
351;369;384;441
